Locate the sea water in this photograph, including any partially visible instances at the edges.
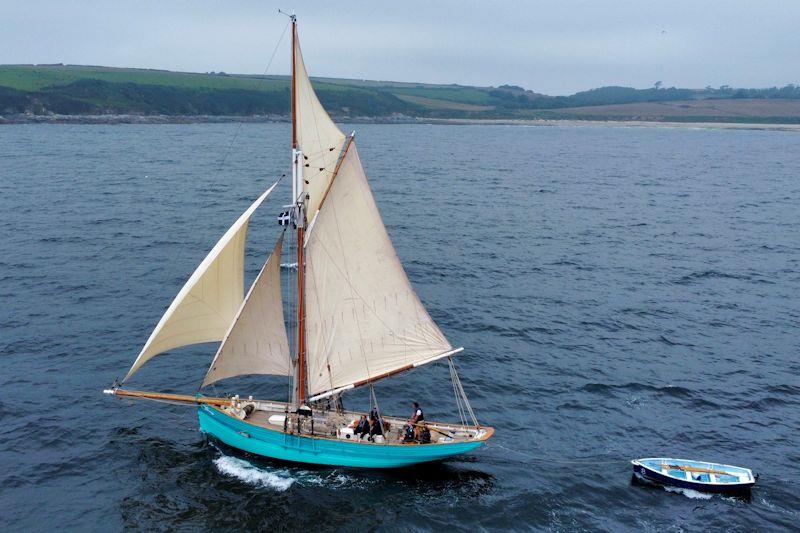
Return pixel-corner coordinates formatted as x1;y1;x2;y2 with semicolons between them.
0;123;798;530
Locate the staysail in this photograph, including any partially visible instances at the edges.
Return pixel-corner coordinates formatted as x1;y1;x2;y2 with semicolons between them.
202;233;292;386
123;182;279;382
303;143;459;398
294;33;347;220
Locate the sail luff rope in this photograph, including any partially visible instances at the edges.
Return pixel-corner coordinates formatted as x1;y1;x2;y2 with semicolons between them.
285;227;294;404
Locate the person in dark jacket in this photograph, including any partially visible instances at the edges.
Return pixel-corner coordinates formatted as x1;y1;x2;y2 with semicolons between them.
354;415;369;439
368;416;383;441
419;424;432;444
402;423;416;443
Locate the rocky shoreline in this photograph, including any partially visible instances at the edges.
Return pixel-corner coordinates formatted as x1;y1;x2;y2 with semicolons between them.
2;113;799;131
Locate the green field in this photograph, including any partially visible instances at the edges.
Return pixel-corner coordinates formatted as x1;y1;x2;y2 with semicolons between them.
0;64;287;91
1;64;798;122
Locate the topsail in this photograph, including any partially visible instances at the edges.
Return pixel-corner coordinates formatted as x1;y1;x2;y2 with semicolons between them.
294;35;346;220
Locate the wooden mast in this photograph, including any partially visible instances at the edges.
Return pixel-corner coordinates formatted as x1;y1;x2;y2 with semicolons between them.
291;16;297;150
291;16;308;405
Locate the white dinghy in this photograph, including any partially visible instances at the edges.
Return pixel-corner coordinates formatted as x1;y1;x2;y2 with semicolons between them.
632;457;757;494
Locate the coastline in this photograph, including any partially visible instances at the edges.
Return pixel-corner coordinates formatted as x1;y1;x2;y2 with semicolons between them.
2;113;799;131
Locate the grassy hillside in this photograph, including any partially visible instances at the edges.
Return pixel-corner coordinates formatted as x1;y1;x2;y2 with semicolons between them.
1;64;799;123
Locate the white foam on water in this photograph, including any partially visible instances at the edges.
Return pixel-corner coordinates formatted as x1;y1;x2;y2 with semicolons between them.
212;452;369;492
214;455;295;491
663;486;713;500
759;496;798;516
294;470;370;489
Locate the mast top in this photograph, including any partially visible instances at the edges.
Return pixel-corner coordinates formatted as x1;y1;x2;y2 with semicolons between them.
278;9;296;22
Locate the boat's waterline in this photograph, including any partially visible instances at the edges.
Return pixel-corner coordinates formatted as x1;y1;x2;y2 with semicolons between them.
198;405;492;468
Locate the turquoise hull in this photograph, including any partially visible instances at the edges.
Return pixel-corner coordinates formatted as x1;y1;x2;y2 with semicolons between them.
198;405;487;468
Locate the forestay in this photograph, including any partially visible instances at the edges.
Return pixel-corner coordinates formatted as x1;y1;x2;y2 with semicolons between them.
304;144;456;397
294;35;346;220
123;182;279;382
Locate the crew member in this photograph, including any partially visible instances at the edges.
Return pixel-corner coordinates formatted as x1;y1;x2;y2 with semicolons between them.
410;401;424;440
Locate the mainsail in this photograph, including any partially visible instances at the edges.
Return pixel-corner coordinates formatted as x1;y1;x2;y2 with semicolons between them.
303;143;458;398
123;182;279;382
294;34;346;220
202;233;292;386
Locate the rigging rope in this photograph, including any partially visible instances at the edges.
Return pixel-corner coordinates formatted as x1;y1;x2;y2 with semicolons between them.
214;20;290;176
285;222;296;405
450;360;467;426
369;384;385;429
487;442;627;466
448;356;478;427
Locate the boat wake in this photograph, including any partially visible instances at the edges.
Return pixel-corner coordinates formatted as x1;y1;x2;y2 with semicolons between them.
213;452;376;491
662;486;713;500
633;473;713;500
213;455;295;491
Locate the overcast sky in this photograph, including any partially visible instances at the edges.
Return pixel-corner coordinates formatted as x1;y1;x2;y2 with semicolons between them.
3;1;798;95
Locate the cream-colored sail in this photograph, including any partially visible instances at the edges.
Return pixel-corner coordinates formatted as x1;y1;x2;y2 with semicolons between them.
304;144;456;397
294;34;346;220
202;234;292;386
123;182;279;382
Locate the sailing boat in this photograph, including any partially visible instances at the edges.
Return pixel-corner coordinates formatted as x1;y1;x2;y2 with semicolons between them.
104;15;493;468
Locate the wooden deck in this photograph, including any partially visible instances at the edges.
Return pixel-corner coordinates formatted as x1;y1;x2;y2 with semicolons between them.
230;401;484;445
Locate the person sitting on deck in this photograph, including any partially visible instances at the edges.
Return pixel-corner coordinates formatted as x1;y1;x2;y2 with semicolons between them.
354;415;369;439
409;401;424;440
402;423;416;443
368;415;383;442
419;424;432;444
